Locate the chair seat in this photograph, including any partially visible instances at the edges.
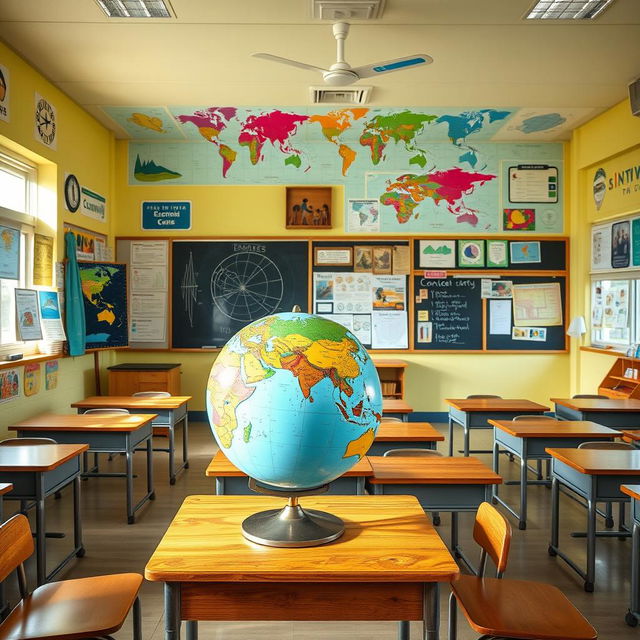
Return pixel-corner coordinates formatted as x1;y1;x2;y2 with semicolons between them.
451;575;597;640
0;573;142;640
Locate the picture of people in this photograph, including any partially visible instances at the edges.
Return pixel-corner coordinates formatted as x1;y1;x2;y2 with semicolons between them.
286;187;332;228
611;220;630;268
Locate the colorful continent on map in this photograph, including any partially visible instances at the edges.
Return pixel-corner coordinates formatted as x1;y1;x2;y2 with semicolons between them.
360;110;438;168
1;229;15;251
308;108;368;176
176;107;239;177
380;167;497;226
80;266;118;325
238;110;309;169
128;112;165;133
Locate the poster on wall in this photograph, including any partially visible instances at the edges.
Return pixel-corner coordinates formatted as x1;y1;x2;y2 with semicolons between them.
24;363;41;396
64;224;107;261
0;63;9;122
0;224;20;279
611;219;631;268
45;360;59;391
591;223;612;271
33;233;54;286
15;288;43;341
0;369;19;403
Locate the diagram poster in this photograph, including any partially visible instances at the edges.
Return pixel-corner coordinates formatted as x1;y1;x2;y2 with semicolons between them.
512;282;563;327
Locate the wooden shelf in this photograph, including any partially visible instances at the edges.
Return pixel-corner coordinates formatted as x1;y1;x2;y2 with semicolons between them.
373;359;407;400
598;356;640;399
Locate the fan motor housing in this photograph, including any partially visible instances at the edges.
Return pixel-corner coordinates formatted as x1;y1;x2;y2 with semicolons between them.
322;69;359;85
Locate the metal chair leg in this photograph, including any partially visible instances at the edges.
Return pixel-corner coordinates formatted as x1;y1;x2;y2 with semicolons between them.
133;596;142;640
448;591;457;640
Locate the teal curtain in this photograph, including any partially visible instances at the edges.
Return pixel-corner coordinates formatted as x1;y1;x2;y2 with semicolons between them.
64;231;86;356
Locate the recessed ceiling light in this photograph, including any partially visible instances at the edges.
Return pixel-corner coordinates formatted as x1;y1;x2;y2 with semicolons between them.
95;0;172;18
525;0;615;19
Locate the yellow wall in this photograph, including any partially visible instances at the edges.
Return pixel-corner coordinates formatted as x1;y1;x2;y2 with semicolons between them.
0;41;116;435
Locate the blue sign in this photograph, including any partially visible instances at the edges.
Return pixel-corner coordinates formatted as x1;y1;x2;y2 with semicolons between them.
142;201;191;230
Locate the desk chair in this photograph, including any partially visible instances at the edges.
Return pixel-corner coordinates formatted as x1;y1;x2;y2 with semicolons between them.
448;502;597;640
459;395;502;456
83;408;130;465
0;514;142;640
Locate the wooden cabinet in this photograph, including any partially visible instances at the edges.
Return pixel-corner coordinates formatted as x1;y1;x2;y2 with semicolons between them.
598;356;640;398
108;363;181;396
372;359;407;399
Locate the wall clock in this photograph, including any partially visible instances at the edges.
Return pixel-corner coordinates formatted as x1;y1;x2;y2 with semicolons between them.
35;97;56;147
64;174;80;212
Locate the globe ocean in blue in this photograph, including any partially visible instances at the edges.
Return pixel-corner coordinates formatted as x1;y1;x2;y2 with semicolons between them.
206;312;382;489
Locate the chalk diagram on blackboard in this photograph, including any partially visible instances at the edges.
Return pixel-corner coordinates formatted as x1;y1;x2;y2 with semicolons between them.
181;252;198;327
210;252;284;322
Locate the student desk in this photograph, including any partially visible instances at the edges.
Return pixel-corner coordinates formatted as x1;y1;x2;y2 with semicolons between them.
144;495;459;640
206;451;373;495
621;485;640;627
489;419;620;530
0;483;13;619
0;444;87;586
382;398;413;421
366;455;502;574
366;422;444;455
71;395;191;485
547;447;640;592
551;397;640;429
10;413;157;525
445;398;549;457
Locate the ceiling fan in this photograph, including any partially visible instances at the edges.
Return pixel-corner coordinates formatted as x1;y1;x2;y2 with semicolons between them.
252;22;433;86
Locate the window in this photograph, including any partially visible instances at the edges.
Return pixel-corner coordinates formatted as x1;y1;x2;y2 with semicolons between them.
591;277;632;348
0;149;37;353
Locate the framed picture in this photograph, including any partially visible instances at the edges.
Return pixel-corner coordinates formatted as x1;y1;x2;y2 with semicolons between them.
354;245;373;272
313;247;353;267
372;246;392;274
510;241;541;264
286;186;332;229
458;240;485;268
611;219;630;268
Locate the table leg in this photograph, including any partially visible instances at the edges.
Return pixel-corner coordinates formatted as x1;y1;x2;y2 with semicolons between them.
492;441;499;504
169;422;176;485
463;426;469;457
35;476;46;586
585;478;597;592
73;476;84;557
185;620;198;640
402;414;408;422
448;418;454;457
423;582;440;640
182;414;190;470
216;477;225;495
126;450;135;525
550;476;559;551
398;621;410;640
164;583;181;640
357;477;365;495
519;441;528;531
147;437;155;500
627;521;640;626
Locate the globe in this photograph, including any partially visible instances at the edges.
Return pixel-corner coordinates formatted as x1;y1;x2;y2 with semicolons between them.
206;312;383;490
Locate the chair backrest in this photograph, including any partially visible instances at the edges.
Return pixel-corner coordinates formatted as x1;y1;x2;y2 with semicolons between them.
132;391;171;398
0;437;56;446
572;394;608;399
473;502;512;578
83;408;130;415
380;417;403;423
466;395;502;399
578;441;634;450
512;414;556;422
0;514;33;585
383;448;443;457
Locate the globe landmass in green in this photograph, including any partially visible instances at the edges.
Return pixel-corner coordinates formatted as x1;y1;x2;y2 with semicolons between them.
206;313;382;489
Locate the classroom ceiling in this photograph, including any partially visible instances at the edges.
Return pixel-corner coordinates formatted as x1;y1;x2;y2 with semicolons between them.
0;0;639;139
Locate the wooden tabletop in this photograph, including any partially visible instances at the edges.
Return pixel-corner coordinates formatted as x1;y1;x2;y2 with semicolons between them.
144;495;459;583
368;456;502;485
9;412;157;432
545;448;640;475
71;395;192;410
206;451;373;478
489;419;620;438
623;429;640;441
375;422;444;442
0;444;89;472
0;483;13;495
372;359;407;368
445;398;549;412
382;398;413;413
551;397;640;412
621;484;640;501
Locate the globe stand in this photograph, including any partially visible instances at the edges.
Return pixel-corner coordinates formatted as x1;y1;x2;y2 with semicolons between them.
241;477;345;548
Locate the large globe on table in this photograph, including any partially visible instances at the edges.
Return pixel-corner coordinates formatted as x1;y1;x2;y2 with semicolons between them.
206;312;382;490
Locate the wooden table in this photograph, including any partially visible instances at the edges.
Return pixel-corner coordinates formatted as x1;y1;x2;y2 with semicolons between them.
0;483;13;618
367;456;501;576
551;397;640;429
0;444;87;585
71;395;191;484
623;429;640;446
206;451;373;495
367;422;444;455
10;412;157;524
145;495;459;640
490;419;620;530
445;398;549;457
547;448;640;592
621;484;640;627
382;398;413;422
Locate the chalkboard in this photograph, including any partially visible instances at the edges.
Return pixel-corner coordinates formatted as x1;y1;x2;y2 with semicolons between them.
171;240;309;348
413;276;483;350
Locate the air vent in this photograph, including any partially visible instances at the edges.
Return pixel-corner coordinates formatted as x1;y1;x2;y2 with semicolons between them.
311;0;386;20
96;0;173;18
525;0;615;20
310;86;372;104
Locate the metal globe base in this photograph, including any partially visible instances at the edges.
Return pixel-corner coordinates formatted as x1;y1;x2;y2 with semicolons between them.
241;478;345;548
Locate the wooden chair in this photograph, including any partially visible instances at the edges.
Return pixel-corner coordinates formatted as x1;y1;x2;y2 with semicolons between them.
0;514;143;640
132;391;171;439
449;502;597;640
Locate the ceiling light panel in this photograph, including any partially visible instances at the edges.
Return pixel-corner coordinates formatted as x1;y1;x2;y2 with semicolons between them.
525;0;615;19
96;0;172;18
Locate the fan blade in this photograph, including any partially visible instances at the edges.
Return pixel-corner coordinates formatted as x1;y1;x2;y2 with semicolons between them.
251;53;328;74
352;54;433;79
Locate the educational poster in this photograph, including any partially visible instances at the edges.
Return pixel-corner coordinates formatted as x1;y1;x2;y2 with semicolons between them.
487;240;508;267
347;199;379;232
33;234;54;286
45;360;59;390
419;240;456;268
372;276;406;310
591;224;612;270
24;363;41;396
0;63;9;122
38;291;66;341
64;224;107;261
503;208;535;231
314;272;372;315
0;369;19;403
0;224;20;279
611;219;630;268
512;327;547;341
510;241;541;264
371;311;408;349
15;288;43;340
458;240;485;267
512;282;563;327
